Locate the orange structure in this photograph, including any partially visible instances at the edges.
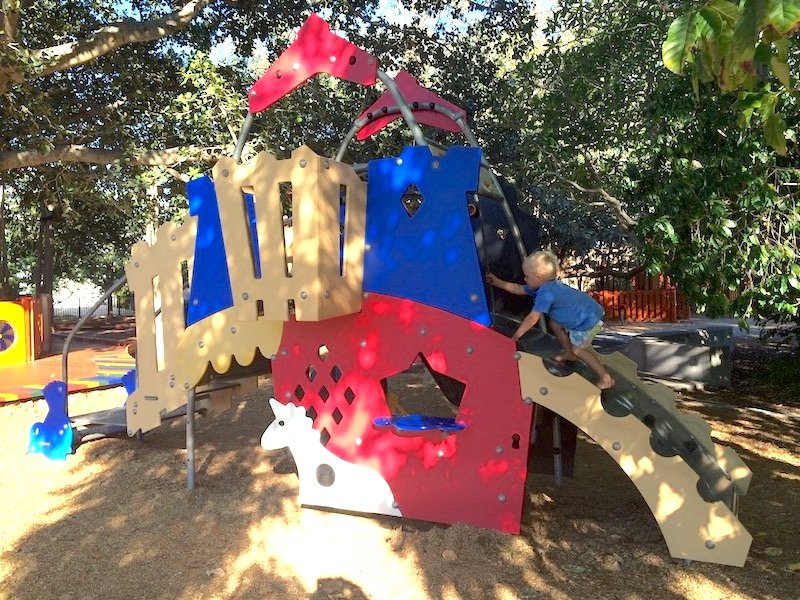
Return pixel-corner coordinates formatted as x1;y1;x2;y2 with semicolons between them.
0;295;52;367
590;288;690;322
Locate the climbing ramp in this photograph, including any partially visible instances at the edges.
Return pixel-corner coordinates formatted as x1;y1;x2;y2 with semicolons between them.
517;350;752;566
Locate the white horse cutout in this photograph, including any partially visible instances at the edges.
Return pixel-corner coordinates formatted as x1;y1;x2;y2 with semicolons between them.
261;398;402;517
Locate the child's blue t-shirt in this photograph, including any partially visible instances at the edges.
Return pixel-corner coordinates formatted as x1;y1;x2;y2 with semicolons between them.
523;280;603;332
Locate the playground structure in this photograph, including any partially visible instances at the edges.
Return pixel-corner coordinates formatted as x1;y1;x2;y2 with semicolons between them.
0;295;52;367
30;14;753;567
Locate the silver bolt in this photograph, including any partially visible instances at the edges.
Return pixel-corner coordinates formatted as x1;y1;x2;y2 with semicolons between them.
323;160;330;169
169;382;175;388
300;291;308;300
432;160;440;169
134;261;139;268
498;494;507;503
242;292;249;300
270;354;277;360
539;387;548;396
249;90;256;96
705;540;716;550
392;501;399;509
466;346;474;354
133;408;138;414
360;340;367;348
496;446;504;454
396;158;403;166
198;341;204;348
469;293;479;302
523;396;534;405
324;290;331;299
419;327;427;336
365;243;371;251
368;58;375;65
222;169;229;177
285;391;292;399
437;450;445;458
192;299;199;306
280;349;288;356
299;159;307;168
171;234;176;241
292;62;300;71
355;437;362;446
184;383;190;389
230;327;237;334
329;56;336;63
612;441;622;451
170;374;176;381
513;352;521;361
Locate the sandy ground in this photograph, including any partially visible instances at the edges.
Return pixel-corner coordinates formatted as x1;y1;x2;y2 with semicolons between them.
1;344;798;600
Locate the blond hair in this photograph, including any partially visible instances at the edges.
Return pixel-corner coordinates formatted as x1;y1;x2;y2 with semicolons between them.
523;250;559;280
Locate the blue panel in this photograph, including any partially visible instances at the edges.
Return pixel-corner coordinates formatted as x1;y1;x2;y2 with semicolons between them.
185;176;234;325
28;381;73;461
363;146;490;325
244;193;262;279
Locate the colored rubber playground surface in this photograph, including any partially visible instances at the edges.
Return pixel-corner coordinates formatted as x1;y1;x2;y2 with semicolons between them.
0;323;135;403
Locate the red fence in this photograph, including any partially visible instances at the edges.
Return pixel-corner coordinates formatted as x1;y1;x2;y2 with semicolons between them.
589;288;690;322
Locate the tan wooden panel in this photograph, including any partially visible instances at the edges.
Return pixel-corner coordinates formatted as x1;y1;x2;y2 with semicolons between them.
212;147;366;323
125;220;196;434
517;352;752;567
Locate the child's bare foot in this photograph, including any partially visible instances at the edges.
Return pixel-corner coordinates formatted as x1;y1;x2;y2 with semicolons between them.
597;374;615;390
554;352;577;363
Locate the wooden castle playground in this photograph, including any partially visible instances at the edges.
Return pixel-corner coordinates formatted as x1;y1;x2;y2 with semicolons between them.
28;14;753;568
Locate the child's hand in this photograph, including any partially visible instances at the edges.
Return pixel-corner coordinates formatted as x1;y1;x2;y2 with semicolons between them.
486;272;498;286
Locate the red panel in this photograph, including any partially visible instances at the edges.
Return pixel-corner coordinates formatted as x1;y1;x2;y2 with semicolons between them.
355;71;466;141
272;293;532;533
248;14;378;113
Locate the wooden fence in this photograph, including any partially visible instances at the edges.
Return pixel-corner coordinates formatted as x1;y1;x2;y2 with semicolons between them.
589;288;690;322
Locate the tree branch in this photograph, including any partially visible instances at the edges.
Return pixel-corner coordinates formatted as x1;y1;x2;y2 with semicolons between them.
541;170;639;230
1;0;212;95
0;143;224;171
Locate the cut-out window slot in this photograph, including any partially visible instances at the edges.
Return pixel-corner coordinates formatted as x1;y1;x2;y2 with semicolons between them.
330;365;342;383
243;191;262;279
318;344;330;361
256;299;265;317
320;428;331;447
380;353;464;419
332;407;343;424
306;405;318;422
401;183;424;217
180;260;190;325
319;386;330;402
344;387;355;404
294;385;305;400
152;275;165;372
306;365;316;382
338;184;347;276
287;299;295;316
279;182;293;277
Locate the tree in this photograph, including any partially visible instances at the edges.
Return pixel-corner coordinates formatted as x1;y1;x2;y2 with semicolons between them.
662;0;800;155
516;1;798;329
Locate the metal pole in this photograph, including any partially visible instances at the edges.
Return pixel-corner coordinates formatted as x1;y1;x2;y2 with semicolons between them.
233;112;255;163
552;415;563;486
375;70;427;147
186;390;196;490
61;274;128;412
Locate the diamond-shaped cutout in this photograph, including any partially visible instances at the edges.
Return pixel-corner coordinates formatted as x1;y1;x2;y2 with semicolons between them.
344;387;355;404
294;385;305;400
318;344;330;361
320;427;331;446
401;183;424;217
330;365;342;383
307;405;318;422
332;407;343;424
319;386;330;402
305;365;316;382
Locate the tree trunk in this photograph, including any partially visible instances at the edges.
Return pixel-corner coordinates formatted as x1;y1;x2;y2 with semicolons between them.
0;184;13;299
35;197;55;296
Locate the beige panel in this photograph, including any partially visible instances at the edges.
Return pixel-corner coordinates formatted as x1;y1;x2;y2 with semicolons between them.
517;352;752;567
125;220;196;434
604;352;752;497
174;309;282;390
212;147;366;323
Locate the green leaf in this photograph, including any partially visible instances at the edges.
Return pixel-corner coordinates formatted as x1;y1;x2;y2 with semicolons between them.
770;55;793;89
706;0;741;26
663;12;699;75
764;111;788;154
789;276;800;290
729;0;769;74
766;0;800;36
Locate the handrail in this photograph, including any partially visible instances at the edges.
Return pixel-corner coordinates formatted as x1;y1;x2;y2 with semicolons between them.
61;273;129;413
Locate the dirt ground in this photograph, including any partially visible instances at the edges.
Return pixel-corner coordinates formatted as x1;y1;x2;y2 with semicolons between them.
1;339;798;600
